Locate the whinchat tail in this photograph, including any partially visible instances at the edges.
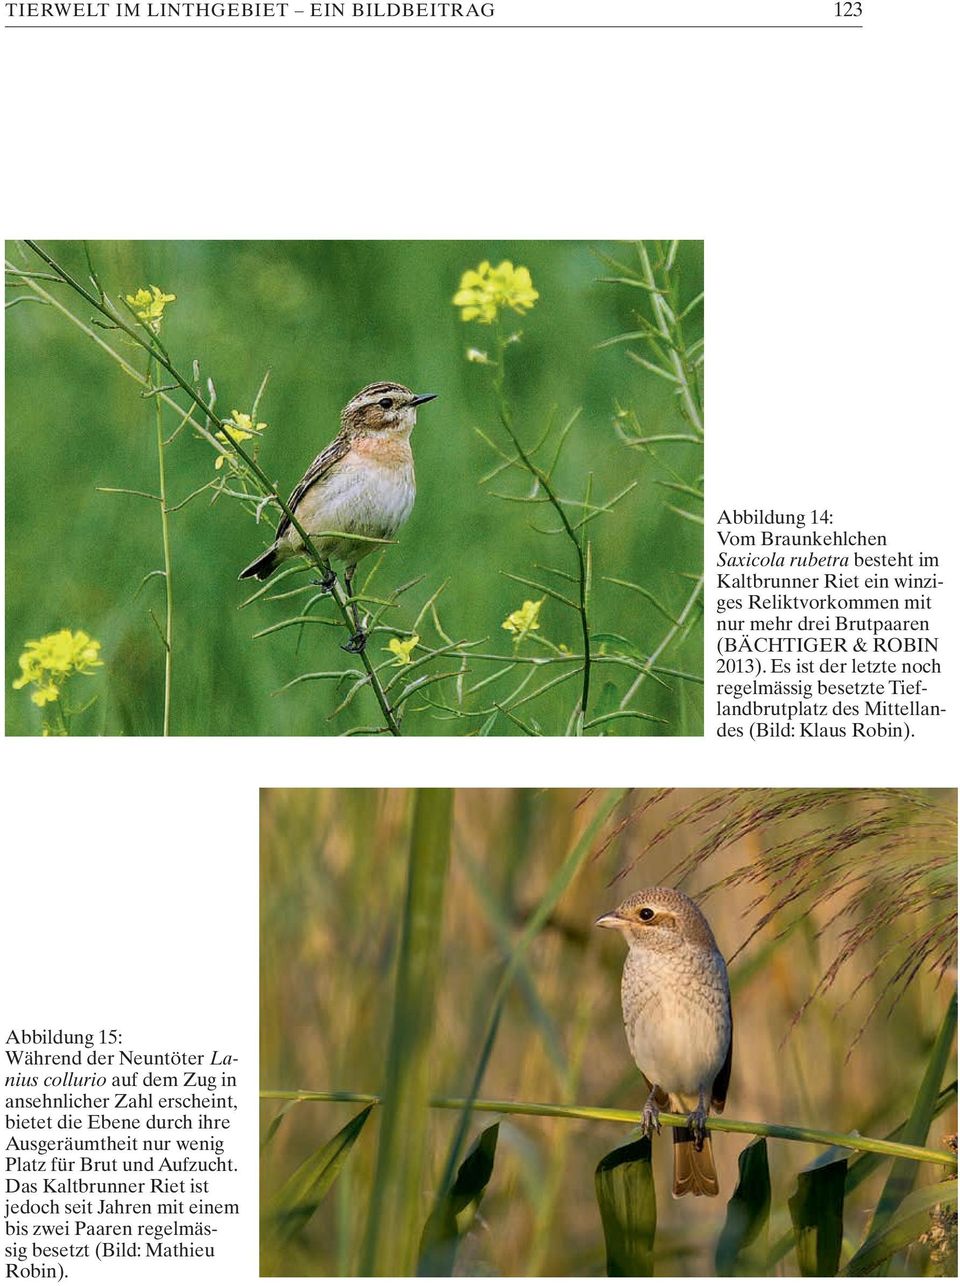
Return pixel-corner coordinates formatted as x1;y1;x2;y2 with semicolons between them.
597;887;733;1198
239;381;437;582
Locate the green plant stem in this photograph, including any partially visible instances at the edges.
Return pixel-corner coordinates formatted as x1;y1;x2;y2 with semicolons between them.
54;695;70;736
619;573;704;710
862;992;957;1254
152;361;173;736
636;241;702;435
491;329;591;730
361;789;453;1275
525;994;593;1275
259;1090;959;1170
15;242;401;736
445;649;701;684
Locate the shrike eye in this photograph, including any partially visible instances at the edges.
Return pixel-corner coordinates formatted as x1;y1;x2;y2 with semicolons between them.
378;397;393;409
639;908;655;921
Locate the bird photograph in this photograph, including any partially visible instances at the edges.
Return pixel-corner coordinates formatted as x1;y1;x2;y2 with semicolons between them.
596;886;732;1199
260;786;957;1276
6;240;703;736
238;382;437;653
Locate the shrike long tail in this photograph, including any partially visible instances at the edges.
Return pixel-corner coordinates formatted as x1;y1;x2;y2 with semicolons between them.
672;1125;719;1198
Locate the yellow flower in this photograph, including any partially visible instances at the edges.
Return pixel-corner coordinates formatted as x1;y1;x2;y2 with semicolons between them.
502;598;544;643
125;284;176;332
13;628;103;707
386;635;419;666
32;680;60;708
214;409;266;470
453;260;539;324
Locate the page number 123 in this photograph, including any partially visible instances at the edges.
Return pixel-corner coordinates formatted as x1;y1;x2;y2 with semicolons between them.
835;1;862;14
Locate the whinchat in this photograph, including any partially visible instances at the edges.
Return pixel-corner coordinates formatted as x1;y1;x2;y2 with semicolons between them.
239;381;437;650
597;887;733;1198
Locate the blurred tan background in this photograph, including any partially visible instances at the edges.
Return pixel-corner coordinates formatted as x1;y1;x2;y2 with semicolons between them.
260;787;956;1275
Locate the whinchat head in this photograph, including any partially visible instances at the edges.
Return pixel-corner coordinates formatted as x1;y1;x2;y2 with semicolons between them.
339;382;437;441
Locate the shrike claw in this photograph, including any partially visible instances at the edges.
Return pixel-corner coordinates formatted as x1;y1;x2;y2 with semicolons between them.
311;567;337;592
687;1102;708;1151
641;1092;662;1138
342;631;367;654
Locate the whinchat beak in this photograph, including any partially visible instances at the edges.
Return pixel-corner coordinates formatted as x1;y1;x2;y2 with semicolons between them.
410;392;438;406
595;912;623;929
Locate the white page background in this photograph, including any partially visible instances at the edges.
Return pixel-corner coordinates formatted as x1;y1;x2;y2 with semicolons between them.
2;2;957;1281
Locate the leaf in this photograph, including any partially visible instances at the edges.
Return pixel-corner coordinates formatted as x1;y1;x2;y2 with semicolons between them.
6;294;50;309
260;1098;297;1154
596;274;659;293
417;1122;500;1275
433;791;627;1204
595;327;659;349
589;632;669;686
360;790;454;1274
788;1156;847;1276
584;710;666;730
863;991;957;1257
461;853;566;1073
757;1079;958;1270
603;577;681;625
133;568;167;601
655;478;705;501
667;504;705;525
595;1136;656;1276
842;1179;958;1276
265;1103;373;1244
716;1137;771;1274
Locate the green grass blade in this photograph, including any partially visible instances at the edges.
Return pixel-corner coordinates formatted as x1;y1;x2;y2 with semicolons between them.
260;1099;298;1154
265;1103;374;1245
788;1157;847;1276
715;1137;771;1275
595;1136;656;1275
360;788;454;1274
765;1081;958;1268
842;1179;958;1276
435;789;627;1195
417;1122;500;1275
460;851;567;1073
863;991;957;1254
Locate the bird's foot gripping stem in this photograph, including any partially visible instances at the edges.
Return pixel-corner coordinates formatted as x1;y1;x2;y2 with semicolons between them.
640;1089;662;1138
311;567;338;593
686;1090;709;1151
341;630;367;655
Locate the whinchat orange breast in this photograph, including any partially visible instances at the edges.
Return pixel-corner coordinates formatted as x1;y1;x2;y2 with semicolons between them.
597;887;733;1198
239;381;436;651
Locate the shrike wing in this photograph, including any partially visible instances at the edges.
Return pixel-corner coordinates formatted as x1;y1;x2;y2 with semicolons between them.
711;1005;733;1113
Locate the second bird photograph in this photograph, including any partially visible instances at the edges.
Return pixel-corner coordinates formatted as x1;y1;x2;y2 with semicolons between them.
6;239;703;736
260;786;957;1277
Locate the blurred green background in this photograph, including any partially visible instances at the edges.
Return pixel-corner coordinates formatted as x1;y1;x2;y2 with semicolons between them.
5;240;703;735
260;787;956;1276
